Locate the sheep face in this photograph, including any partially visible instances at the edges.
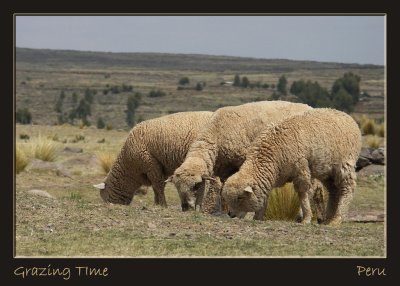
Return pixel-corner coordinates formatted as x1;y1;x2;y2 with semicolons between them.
172;158;209;211
222;174;263;217
94;176;134;205
170;172;203;211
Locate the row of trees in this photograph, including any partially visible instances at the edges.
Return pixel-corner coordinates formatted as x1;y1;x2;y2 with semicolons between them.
275;73;361;113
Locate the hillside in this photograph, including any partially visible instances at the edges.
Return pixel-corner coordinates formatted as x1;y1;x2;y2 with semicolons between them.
16;48;385;129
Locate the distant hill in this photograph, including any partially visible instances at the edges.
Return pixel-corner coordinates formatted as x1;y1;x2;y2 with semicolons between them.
16;47;383;73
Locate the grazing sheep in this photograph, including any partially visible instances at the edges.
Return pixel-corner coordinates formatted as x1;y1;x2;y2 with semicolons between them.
169;101;313;211
221;108;361;225
93;111;213;206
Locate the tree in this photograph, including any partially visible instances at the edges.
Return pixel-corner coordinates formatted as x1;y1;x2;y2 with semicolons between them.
179;77;190;85
292;80;332;108
76;98;91;125
241;77;250;88
71;92;78;105
16;108;32;124
233;74;241;87
331;88;354;113
54;91;65;113
126;92;142;127
277;75;288;95
331;72;361;104
84;88;94;104
97;117;106;129
195;82;203;91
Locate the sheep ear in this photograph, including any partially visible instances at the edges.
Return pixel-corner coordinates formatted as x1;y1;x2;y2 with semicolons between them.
93;183;105;190
244;186;254;194
202;175;217;182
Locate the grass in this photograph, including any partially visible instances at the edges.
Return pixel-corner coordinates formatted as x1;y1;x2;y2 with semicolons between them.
96;151;117;174
265;183;300;221
30;135;59;161
15;124;385;257
367;135;381;148
16;144;29;174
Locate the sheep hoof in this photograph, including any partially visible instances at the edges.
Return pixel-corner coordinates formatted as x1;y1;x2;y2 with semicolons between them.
325;216;343;226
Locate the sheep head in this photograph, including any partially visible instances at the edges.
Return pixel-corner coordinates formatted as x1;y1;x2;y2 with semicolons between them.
170;157;210;211
222;173;262;218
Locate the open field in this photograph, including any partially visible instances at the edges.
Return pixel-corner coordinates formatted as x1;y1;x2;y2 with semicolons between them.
15;124;385;257
16;48;385;129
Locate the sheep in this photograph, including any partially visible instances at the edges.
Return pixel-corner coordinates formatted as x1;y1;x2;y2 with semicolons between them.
93;111;213;207
168;100;318;212
221;108;362;225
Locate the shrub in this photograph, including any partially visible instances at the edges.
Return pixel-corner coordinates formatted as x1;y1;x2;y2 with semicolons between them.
16;108;32;124
367;136;381;149
16;144;29;174
195;82;203;91
179;77;190;85
377;123;385;137
97;138;106;143
361;119;376;135
97;117;106;129
19;134;30;140
30;136;59;162
105;124;113;130
148;89;166;98
265;183;300;221
96;151;117;174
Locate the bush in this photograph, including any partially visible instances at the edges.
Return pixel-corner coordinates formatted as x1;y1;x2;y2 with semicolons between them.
277;75;288;95
361;119;376;135
265;183;300;221
367;136;381;149
195;82;203;91
30;136;59;162
97;117;106;129
148;89;166;98
19;134;30;140
126;92;142;127
179;77;190;85
16;144;29;174
96;151;117;174
16;108;32;124
377;123;385;137
105;124;113;130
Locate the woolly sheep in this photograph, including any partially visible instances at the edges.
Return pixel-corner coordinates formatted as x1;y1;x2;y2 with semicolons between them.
221;108;361;225
168;100;315;211
93;111;213;206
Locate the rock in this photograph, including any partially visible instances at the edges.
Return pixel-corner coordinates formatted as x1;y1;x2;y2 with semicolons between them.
63;147;83;153
371;147;385;165
357;164;385;176
27;159;72;178
28;189;54;198
356;156;371;171
147;222;156;229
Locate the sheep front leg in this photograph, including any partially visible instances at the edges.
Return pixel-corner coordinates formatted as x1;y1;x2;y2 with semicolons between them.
144;155;168;207
253;195;268;221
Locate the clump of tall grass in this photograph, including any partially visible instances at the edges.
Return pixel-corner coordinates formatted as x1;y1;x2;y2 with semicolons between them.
361;119;376;135
367;135;381;149
376;123;385;137
16;144;29;174
30;135;59;162
96;151;117;174
265;183;300;221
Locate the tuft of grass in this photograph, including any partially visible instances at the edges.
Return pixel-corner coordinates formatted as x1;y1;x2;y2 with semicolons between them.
367;135;381;149
19;133;30;140
96;151;117;174
30;136;59;162
376;123;385;137
361;119;376;135
265;183;300;221
16;144;29;174
69;192;83;201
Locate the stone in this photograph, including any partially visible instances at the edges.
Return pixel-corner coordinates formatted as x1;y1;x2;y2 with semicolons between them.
63;146;83;153
371;147;385;165
357;164;385;177
28;189;54;198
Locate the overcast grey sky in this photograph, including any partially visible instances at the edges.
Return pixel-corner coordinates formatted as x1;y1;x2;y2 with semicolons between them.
16;16;385;65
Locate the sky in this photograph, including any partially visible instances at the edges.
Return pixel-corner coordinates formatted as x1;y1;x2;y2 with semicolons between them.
16;16;385;65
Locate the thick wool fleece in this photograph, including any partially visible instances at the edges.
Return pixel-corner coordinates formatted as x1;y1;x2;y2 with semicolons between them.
99;111;213;206
222;108;361;225
171;101;312;209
